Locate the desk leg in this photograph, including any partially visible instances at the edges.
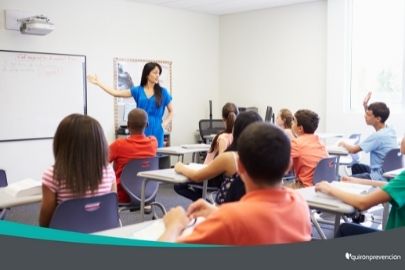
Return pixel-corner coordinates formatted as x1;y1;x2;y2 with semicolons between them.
310;211;327;240
202;180;208;200
335;156;341;179
140;179;146;222
382;202;390;230
334;214;341;237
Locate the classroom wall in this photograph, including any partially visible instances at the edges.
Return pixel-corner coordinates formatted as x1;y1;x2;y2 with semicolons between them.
0;0;220;183
219;1;327;129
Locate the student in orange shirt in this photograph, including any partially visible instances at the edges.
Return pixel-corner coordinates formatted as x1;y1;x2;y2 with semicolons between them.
109;108;157;203
289;109;328;188
158;123;312;245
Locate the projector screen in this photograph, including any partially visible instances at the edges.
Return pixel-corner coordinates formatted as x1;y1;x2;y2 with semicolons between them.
0;50;87;142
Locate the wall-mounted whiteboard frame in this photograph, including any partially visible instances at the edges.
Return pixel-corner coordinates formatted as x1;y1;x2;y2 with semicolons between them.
113;58;172;129
0;50;87;142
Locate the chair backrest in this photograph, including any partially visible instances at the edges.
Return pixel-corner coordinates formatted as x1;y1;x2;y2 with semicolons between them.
312;157;338;184
49;193;119;233
0;169;8;187
198;119;225;143
0;169;8;220
382;148;403;172
120;157;160;205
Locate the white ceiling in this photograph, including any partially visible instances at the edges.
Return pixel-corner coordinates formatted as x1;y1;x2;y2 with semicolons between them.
130;0;320;15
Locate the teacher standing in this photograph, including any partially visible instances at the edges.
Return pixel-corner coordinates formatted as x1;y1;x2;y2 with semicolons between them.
88;62;173;147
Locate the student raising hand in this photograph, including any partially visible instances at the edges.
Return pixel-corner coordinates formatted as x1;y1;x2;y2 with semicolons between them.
363;91;372;112
187;199;218;219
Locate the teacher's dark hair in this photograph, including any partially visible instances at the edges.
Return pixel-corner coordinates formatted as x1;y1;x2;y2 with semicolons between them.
53;114;109;195
140;62;163;107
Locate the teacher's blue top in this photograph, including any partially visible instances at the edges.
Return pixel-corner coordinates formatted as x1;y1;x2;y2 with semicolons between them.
130;86;172;147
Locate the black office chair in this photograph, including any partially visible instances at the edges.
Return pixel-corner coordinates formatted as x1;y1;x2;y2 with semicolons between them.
198;119;225;144
0;169;8;220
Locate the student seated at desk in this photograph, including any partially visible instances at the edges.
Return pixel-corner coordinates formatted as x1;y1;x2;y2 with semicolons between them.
39;114;117;227
204;102;238;164
173;103;238;202
109;108;157;203
174;111;262;204
287;109;328;188
275;108;296;140
338;92;397;180
315;135;405;236
159;123;312;245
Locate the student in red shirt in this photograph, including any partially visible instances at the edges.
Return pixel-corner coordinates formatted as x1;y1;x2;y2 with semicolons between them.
158;123;312;245
109;108;157;203
289;109;328;188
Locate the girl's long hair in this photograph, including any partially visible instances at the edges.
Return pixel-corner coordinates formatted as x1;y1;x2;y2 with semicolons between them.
53;114;108;194
140;62;163;107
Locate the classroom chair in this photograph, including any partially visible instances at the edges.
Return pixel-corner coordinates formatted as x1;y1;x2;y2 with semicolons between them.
119;157;166;219
198;119;225;144
382;148;403;174
0;169;8;220
310;157;338;239
49;193;120;233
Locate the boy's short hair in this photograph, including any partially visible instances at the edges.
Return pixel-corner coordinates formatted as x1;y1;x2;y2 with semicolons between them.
294;109;319;134
127;108;148;132
237;123;290;185
367;102;390;123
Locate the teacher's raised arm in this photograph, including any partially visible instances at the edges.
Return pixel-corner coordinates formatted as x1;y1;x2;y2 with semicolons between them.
87;74;132;98
89;62;173;147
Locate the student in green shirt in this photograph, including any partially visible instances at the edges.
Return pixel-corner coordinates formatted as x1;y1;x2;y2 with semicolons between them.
315;135;405;236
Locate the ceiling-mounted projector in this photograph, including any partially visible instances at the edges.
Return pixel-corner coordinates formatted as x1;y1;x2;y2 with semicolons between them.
19;15;54;35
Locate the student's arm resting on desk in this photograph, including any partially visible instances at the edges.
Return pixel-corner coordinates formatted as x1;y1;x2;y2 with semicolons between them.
158;206;190;242
87;74;132;98
341;175;387;187
315;181;390;211
39;185;57;227
338;141;361;154
175;152;236;182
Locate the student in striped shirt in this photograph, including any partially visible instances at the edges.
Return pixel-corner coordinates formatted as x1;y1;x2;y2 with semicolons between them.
39;114;117;227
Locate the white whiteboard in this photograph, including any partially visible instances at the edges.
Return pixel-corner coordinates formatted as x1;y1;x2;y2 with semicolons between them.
0;50;86;142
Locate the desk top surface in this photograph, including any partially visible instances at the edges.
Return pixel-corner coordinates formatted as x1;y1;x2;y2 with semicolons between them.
157;144;210;155
383;168;404;179
137;163;205;183
296;186;355;214
327;145;349;155
0;188;42;208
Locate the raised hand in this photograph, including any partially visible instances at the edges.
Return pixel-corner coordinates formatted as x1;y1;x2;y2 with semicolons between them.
87;74;99;85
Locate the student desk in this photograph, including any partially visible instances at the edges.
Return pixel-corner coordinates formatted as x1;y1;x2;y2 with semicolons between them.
137;164;206;221
95;219;163;240
95;218;201;241
297;185;357;239
0;187;42;208
157;144;210;163
327;145;349;177
383;168;404;180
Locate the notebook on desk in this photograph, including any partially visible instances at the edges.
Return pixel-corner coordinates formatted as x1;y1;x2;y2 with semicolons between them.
329;181;373;194
181;144;210;150
131;218;204;241
4;178;41;197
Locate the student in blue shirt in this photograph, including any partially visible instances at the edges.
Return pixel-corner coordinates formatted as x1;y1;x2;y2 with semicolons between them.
88;62;173;147
339;92;397;180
